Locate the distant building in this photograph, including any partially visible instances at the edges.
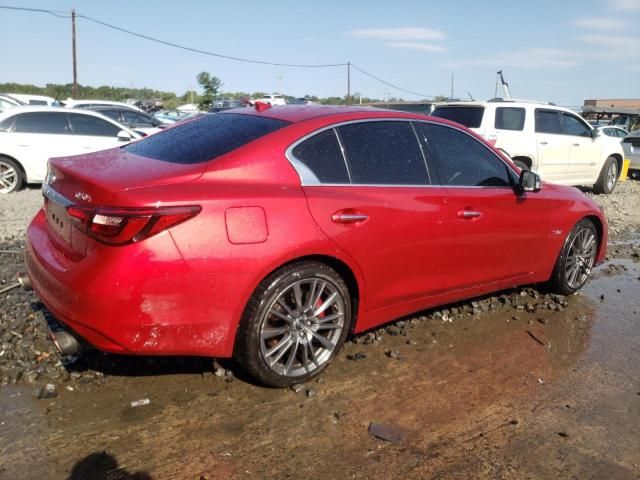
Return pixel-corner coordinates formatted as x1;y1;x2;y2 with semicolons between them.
582;99;640;131
584;99;640;109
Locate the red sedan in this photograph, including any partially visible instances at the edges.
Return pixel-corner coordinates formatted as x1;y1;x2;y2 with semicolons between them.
25;105;607;387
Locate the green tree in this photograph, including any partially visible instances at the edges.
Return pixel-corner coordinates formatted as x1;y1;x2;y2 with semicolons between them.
196;72;222;110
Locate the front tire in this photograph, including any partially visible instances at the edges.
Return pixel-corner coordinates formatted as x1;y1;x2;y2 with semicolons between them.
548;219;598;295
593;156;618;194
235;261;352;387
0;157;24;194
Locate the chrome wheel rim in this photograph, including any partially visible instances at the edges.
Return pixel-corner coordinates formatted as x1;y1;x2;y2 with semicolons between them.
565;228;597;289
0;161;18;194
259;278;345;377
606;161;618;192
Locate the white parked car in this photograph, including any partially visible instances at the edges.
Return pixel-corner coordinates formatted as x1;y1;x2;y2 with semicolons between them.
431;99;625;194
8;94;57;106
63;99;146;113
595;125;629;139
0;94;24;114
251;94;287;106
0;107;141;193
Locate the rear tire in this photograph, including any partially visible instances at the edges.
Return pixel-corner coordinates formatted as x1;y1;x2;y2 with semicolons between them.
234;261;351;387
548;219;598;295
593;156;618;194
0;157;24;194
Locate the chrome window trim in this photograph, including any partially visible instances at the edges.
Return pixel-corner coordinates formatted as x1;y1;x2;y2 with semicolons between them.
284;117;519;188
333;128;352;183
42;184;72;207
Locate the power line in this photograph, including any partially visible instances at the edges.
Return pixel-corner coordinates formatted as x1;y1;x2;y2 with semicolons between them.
77;13;347;68
351;64;434;99
0;5;436;98
0;5;70;18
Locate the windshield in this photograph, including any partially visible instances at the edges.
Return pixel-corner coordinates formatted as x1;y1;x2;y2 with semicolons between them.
431;106;485;128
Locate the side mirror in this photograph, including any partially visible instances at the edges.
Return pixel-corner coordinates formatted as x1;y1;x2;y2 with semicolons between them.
591;129;600;138
519;170;542;193
117;130;133;142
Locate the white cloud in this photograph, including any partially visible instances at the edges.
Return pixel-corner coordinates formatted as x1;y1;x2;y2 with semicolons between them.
578;34;640;53
573;17;627;30
348;27;445;41
440;48;580;69
387;42;447;53
607;0;640;10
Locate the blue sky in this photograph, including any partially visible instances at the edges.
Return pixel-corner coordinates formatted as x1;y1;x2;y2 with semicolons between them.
1;0;639;107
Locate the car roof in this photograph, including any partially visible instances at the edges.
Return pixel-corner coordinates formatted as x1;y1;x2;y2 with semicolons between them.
0;105;111;118
222;105;390;123
89;105;144;113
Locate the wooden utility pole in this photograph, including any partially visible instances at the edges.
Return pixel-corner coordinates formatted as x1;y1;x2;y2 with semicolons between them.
72;9;78;99
346;62;351;105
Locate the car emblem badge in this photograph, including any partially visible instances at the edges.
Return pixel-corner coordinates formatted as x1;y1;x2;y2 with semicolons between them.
74;192;92;202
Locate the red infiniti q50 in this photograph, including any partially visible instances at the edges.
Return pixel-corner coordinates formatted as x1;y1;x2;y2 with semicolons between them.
25;105;607;386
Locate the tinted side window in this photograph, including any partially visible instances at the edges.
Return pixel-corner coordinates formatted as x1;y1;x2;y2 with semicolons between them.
561;113;591;137
124;113;290;164
13;112;69;134
291;129;349;183
419;123;511;187
123;111;154;126
67;114;121;137
338;121;429;185
495;107;525;131
431;106;485;128
99;110;121;121
535;110;563;134
0;116;15;132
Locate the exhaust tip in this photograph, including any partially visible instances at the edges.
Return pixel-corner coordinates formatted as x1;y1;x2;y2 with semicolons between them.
50;330;84;356
16;273;32;291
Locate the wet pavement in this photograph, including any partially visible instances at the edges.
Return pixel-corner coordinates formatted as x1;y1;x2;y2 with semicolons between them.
0;244;638;479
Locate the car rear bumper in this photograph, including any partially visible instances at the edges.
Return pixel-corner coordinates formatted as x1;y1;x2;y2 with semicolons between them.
26;210;250;358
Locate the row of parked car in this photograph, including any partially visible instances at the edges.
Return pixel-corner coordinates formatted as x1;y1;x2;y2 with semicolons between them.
0;93;636;195
0;95;188;193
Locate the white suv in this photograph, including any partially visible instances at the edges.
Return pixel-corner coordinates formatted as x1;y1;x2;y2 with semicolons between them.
431;99;624;194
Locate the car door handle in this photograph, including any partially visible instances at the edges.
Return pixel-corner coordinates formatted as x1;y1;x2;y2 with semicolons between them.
457;210;482;219
331;211;369;224
539;141;548;145
572;143;580;147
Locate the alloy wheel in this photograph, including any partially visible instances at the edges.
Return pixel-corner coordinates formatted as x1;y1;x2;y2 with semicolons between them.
0;160;18;194
565;227;597;290
259;278;346;377
606;161;618;192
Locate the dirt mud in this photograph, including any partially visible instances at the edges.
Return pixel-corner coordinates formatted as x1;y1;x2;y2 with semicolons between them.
1;181;639;479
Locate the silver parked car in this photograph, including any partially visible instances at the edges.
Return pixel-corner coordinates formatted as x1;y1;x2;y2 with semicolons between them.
622;131;640;172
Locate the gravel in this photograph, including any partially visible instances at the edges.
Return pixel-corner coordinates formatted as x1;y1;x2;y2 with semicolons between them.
0;179;639;389
0;187;42;242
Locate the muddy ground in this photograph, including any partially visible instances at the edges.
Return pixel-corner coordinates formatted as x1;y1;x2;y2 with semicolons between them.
1;181;639;479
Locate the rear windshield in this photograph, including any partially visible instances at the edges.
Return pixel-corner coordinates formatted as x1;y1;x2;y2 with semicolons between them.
431;106;485;128
123;113;290;163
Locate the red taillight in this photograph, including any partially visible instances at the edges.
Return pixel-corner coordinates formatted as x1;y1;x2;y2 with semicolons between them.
66;205;201;245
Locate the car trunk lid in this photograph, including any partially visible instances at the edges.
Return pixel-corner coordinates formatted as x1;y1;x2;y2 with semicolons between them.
44;148;206;260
